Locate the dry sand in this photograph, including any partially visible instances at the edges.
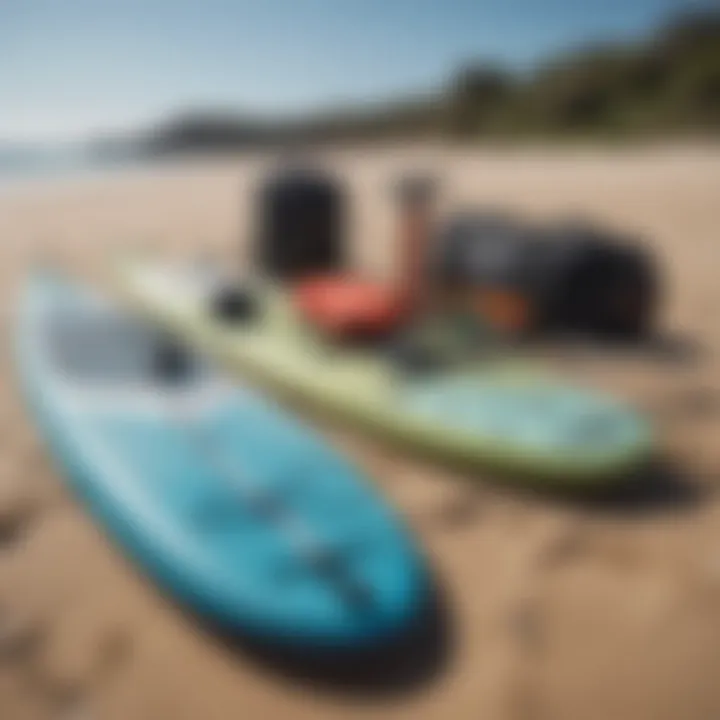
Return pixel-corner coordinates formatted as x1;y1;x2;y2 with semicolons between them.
1;144;720;720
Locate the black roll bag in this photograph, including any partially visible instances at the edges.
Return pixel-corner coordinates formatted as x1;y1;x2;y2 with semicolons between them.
254;165;347;280
433;213;659;339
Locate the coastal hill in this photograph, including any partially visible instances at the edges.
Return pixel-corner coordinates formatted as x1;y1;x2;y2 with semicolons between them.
93;10;719;158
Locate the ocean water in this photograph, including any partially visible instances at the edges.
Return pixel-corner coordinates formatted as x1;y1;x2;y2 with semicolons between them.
0;148;153;193
0;148;88;187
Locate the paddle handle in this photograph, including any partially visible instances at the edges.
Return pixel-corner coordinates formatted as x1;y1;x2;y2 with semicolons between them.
393;175;438;317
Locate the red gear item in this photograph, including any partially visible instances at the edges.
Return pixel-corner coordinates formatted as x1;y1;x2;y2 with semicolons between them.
293;276;409;341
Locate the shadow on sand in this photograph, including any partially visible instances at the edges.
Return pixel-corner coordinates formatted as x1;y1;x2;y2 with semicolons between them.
426;456;706;532
194;569;454;700
546;330;706;369
638;332;706;367
509;457;706;518
569;459;705;515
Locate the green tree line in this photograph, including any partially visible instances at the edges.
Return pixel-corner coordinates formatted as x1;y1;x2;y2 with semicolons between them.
113;10;720;156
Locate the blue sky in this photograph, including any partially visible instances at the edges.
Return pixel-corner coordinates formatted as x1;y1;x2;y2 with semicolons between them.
0;0;709;143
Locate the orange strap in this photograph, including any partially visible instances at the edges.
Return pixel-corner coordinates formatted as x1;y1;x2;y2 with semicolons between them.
293;276;407;339
473;288;534;333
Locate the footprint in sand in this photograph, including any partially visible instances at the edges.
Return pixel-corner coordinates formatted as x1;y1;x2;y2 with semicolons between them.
0;481;44;548
509;594;544;656
0;607;47;665
654;385;720;423
435;489;484;529
0;501;36;547
507;520;592;657
39;626;134;720
536;522;589;571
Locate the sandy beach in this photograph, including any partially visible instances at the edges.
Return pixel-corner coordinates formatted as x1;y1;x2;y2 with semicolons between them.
2;144;720;720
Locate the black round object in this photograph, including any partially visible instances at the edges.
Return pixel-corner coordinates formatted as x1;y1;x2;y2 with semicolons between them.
210;285;259;323
153;340;192;383
255;166;346;280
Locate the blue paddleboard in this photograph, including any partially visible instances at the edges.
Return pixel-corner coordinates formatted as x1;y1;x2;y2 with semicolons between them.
16;274;428;650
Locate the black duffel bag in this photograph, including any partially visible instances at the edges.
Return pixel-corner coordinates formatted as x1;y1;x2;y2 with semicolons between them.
433;213;659;339
532;221;659;338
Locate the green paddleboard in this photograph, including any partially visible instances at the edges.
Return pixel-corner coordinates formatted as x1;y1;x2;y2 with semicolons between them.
114;259;653;487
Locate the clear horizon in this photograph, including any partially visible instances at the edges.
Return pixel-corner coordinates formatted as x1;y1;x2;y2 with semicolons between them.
0;0;712;145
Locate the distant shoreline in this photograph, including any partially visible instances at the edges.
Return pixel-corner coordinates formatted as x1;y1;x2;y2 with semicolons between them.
0;152;166;194
1;139;719;206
